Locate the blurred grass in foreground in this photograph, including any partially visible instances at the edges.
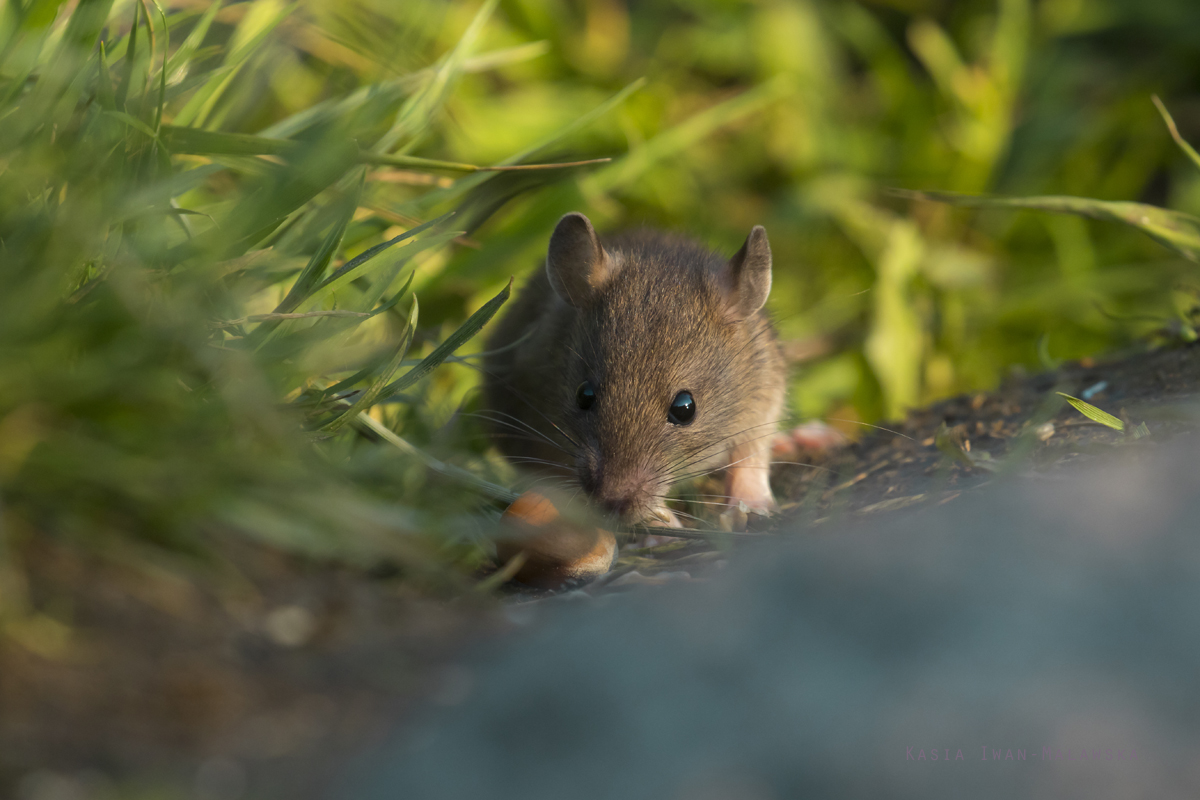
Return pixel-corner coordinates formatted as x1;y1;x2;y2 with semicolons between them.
0;0;622;587
0;0;1198;594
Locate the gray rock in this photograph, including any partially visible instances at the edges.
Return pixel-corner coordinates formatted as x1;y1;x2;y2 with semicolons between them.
347;438;1200;799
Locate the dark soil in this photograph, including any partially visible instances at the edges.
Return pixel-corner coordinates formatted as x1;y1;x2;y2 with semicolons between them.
774;339;1200;520
3;341;1198;799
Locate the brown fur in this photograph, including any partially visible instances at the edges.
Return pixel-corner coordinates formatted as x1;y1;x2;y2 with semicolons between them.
482;216;786;525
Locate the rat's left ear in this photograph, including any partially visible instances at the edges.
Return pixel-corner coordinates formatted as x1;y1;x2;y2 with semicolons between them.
546;212;615;308
724;225;772;319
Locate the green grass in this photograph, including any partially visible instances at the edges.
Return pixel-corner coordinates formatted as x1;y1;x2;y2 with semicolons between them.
0;0;1197;592
0;0;571;575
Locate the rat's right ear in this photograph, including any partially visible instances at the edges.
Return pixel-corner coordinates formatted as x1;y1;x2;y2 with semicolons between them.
724;225;772;320
546;212;613;308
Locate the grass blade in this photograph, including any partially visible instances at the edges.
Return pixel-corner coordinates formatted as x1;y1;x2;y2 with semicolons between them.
584;75;793;195
317;213;450;288
5;0;114;128
322;298;419;433
373;0;497;154
1152;95;1200;174
274;194;355;315
165;0;222;82
211;310;372;328
1056;393;1125;431
376;279;511;401
313;227;462;315
312;271;418;398
314;214;458;295
360;153;611;173
104;108;160;141
113;2;139;111
160;125;296;156
172;0;292;128
116;162;225;222
258;41;550;142
96;40;115;109
897;189;1200;262
172;137;362;263
355;412;517;503
395;78;646;225
149;1;169;132
508;78;646;166
462;40;549;71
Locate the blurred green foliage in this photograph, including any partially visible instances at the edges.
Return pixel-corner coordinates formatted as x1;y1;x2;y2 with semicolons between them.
0;0;1198;576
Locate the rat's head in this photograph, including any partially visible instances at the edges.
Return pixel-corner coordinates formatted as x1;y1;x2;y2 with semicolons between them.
545;212;775;525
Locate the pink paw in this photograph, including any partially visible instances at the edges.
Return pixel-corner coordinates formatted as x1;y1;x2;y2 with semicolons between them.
718;497;776;532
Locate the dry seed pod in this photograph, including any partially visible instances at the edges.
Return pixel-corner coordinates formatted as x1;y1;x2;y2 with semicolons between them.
497;491;617;590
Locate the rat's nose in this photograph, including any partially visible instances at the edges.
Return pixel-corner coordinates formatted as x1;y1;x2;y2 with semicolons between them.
597;486;661;524
597;494;633;520
578;453;652;522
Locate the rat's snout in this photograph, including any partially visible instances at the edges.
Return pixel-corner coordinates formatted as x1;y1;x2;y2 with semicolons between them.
596;493;637;520
576;450;659;524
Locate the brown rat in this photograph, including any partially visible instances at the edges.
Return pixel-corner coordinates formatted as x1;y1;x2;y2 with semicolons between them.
481;212;786;527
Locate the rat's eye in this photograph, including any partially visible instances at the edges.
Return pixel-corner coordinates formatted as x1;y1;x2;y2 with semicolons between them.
668;391;695;425
576;381;596;410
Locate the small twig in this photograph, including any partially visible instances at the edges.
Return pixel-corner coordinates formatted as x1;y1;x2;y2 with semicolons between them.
625;525;764;540
369;169;455;188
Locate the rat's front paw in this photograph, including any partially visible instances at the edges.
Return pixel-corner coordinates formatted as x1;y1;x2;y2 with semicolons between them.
717;497;776;532
723;451;776;528
718;504;748;532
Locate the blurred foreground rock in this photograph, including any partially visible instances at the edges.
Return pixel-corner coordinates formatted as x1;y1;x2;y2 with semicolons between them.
346;435;1200;799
